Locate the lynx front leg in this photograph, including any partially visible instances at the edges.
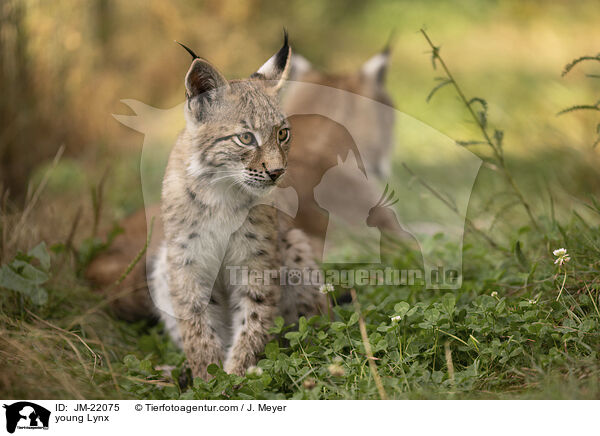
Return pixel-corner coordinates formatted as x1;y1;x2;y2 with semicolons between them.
224;266;280;376
168;259;225;380
175;312;224;380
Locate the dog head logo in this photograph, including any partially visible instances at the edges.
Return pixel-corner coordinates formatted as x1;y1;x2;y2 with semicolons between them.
3;402;50;434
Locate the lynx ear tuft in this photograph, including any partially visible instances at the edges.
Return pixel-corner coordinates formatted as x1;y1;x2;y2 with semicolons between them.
252;30;292;92
360;31;395;85
176;41;200;60
382;29;396;56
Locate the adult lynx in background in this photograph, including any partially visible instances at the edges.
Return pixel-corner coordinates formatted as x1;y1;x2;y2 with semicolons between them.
283;44;397;258
85;39;398;322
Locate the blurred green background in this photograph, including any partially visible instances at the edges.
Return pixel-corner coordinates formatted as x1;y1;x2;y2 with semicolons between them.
1;0;599;239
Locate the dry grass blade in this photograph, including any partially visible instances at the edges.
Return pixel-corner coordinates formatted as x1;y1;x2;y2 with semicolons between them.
0;324;88;399
445;341;455;387
115;216;155;286
350;289;388;400
9;145;65;248
97;332;120;392
91;167;109;238
122;376;175;387
25;308;99;379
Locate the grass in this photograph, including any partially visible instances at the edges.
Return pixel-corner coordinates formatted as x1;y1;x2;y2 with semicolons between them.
1;203;599;399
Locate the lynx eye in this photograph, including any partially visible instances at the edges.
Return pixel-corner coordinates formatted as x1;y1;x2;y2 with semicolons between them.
277;128;290;144
235;132;257;146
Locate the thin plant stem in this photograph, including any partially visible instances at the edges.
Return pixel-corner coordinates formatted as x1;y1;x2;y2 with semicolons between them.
67;216;156;330
420;29;540;232
556;269;568;301
350;289;388;400
585;283;600;319
402;162;508;252
444;341;455;388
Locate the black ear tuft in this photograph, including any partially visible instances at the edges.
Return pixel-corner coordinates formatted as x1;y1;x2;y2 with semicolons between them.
274;28;290;71
251;30;292;93
176;40;199;60
382;29;396;56
177;41;228;101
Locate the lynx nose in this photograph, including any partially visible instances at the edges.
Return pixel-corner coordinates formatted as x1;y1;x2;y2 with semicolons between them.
267;167;285;182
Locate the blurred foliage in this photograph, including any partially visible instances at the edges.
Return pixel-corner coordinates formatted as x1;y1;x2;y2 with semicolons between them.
2;0;600;203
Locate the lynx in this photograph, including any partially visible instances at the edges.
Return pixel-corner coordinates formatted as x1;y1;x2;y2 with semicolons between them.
149;35;330;379
280;44;397;258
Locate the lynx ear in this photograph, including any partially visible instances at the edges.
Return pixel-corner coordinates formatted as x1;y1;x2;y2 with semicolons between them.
185;58;229;100
360;51;390;85
359;32;394;85
184;58;229;121
252;31;292;93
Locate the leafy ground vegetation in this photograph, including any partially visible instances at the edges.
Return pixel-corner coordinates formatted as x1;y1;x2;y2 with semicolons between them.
2;193;599;399
1;1;600;400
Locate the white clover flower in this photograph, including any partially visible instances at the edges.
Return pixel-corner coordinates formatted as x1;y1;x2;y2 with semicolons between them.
553;248;571;266
302;378;316;390
553;248;567;257
390;315;402;323
327;363;345;377
528;299;536;305
491;291;498;298
319;283;335;294
246;366;263;376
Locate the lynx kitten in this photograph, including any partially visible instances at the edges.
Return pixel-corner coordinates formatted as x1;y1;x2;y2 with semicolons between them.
151;35;326;379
